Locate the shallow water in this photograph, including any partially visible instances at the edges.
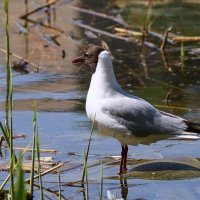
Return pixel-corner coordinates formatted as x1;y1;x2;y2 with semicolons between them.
1;0;200;199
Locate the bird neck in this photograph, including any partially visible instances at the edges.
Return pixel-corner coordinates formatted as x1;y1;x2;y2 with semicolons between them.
91;56;119;92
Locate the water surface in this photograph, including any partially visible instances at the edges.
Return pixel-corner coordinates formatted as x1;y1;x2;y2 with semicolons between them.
1;0;200;199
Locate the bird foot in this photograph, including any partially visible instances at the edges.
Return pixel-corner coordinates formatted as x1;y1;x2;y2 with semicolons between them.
118;168;128;175
123;167;128;173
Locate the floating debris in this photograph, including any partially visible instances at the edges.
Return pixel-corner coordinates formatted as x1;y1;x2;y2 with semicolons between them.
172;36;200;42
13;147;57;154
12;60;29;74
114;27;143;37
39;156;53;162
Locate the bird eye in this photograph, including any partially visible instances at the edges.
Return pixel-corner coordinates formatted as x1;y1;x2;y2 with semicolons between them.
84;53;90;57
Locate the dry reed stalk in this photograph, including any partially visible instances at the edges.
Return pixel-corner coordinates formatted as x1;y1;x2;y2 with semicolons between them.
172;36;200;42
25;162;64;183
20;0;60;19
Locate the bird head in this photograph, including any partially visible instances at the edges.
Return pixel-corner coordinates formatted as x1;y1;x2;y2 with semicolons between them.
72;46;105;71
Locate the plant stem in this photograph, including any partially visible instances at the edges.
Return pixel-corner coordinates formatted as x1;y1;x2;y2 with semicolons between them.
29;100;37;197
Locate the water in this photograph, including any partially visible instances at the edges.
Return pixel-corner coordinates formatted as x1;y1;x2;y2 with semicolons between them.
1;0;200;199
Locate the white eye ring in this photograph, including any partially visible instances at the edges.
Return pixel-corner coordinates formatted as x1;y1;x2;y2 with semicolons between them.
84;53;90;57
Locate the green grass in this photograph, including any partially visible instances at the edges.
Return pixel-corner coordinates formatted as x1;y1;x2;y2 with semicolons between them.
29;101;37;197
36;130;44;200
81;119;95;182
15;156;27;200
3;0;15;199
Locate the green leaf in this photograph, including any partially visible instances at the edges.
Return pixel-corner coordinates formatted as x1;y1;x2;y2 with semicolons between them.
4;0;8;13
15;157;27;200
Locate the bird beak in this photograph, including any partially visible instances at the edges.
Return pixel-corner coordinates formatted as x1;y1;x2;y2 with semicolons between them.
72;54;85;64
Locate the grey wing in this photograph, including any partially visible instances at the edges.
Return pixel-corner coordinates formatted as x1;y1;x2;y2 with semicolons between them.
103;97;189;135
102;97;163;135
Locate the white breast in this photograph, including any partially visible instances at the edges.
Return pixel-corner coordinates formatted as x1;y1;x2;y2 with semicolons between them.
86;50;120;121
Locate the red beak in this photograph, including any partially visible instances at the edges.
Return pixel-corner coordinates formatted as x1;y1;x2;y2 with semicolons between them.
72;55;85;64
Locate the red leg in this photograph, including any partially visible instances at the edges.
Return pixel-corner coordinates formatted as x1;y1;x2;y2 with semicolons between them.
119;145;125;175
119;145;128;174
122;145;128;172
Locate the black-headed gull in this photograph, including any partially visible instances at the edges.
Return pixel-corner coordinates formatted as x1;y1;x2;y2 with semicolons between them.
72;46;200;174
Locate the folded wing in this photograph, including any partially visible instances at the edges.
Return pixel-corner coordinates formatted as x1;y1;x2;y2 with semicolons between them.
102;96;191;136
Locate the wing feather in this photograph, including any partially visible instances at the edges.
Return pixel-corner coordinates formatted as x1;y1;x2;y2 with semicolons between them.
102;96;189;135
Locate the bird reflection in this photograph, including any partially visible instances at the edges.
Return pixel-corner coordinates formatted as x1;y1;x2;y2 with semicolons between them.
120;176;128;200
96;128;172;146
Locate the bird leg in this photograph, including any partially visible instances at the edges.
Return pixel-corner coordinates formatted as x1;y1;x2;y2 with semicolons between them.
123;145;128;172
119;146;124;174
119;145;128;174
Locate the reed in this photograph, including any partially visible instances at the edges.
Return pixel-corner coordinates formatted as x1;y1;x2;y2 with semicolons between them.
81;119;95;200
81;119;95;181
145;0;153;32
29;100;37;197
99;162;103;200
3;0;16;199
181;42;185;66
84;151;89;200
15;155;27;200
58;172;61;200
36;130;44;200
0;141;31;191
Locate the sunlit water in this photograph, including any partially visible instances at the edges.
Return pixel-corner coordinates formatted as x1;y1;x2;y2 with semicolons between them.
1;0;200;199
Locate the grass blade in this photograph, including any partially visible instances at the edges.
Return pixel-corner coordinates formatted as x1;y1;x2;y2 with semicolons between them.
15;155;27;200
0;174;10;191
99;162;103;200
0;141;31;191
81;117;95;181
29;100;37;197
84;151;89;200
58;172;61;200
0;121;10;148
36;130;44;200
181;42;185;66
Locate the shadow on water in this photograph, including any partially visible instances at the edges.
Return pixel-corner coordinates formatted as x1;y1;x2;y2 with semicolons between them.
1;0;200;199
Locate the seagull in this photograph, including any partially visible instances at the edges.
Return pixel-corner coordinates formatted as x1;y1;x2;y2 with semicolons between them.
72;46;200;174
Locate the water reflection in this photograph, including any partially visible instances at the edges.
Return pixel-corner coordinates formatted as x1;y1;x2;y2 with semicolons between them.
120;177;128;200
97;129;171;146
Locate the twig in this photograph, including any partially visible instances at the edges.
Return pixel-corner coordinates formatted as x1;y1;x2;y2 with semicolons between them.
165;88;173;106
160;26;173;51
71;20;132;42
68;5;128;27
25;162;64;183
71;20;158;49
66;188;84;200
114;27;143;37
14;147;57;153
20;0;60;19
172;36;200;42
64;180;97;187
154;104;192;111
20;17;65;34
149;78;185;92
123;64;147;88
160;50;172;73
0;47;40;71
33;183;68;200
148;30;174;45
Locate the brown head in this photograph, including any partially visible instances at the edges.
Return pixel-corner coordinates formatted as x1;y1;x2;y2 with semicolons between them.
72;46;105;71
